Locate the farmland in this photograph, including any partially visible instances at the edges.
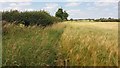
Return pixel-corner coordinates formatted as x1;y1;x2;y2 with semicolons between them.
2;21;118;66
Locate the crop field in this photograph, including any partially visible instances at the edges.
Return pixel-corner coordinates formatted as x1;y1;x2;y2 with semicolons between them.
2;21;118;66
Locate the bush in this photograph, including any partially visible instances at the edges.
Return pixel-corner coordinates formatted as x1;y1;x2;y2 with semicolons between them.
2;10;62;26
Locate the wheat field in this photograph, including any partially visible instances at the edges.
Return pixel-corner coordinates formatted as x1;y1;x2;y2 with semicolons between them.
2;21;118;66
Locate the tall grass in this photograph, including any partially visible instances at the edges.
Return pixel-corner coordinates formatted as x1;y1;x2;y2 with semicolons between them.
57;22;118;66
2;21;118;66
2;23;65;66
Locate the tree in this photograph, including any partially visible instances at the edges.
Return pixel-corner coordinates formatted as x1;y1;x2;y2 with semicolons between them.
63;11;69;20
55;8;64;20
70;18;73;21
55;8;69;20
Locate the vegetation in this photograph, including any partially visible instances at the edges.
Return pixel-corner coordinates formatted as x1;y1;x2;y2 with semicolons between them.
1;7;119;67
55;8;69;20
2;21;118;66
94;18;120;22
70;18;120;22
2;10;62;26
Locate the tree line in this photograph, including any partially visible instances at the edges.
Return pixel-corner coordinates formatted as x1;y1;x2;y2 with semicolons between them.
2;8;69;26
2;7;119;27
94;18;120;22
70;18;120;22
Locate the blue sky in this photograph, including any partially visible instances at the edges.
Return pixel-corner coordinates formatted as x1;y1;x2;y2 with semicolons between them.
0;1;118;19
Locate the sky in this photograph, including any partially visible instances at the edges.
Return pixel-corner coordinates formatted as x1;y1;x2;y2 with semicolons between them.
0;0;119;19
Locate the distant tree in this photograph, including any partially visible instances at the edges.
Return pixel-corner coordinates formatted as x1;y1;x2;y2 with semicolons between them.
108;17;112;20
55;8;64;20
70;18;73;21
63;11;69;20
55;8;69;20
94;17;120;22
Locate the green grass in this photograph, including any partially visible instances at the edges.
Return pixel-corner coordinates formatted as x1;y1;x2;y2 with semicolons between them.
2;21;118;66
0;39;1;67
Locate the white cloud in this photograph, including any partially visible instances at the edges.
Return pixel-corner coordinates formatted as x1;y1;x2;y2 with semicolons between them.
2;7;34;11
67;9;87;19
43;3;58;11
66;0;79;2
0;0;32;2
9;2;31;7
18;2;31;6
9;3;17;6
66;0;119;2
65;2;80;7
42;3;59;15
0;0;118;2
2;6;20;11
96;0;119;2
24;8;34;11
67;9;81;15
67;4;118;19
93;2;117;7
94;2;109;6
1;2;32;11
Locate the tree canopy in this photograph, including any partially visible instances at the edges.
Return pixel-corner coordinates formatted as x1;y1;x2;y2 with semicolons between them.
55;8;69;20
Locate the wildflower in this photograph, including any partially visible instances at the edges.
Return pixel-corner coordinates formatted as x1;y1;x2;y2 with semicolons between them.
19;24;24;27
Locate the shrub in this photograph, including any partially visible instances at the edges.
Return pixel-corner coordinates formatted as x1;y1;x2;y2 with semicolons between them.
2;10;61;26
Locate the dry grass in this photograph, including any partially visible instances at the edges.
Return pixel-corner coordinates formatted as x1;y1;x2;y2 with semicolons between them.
2;21;118;66
57;21;118;66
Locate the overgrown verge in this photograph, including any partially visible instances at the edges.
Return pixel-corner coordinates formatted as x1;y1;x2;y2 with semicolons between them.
2;22;118;66
2;10;62;27
2;23;65;66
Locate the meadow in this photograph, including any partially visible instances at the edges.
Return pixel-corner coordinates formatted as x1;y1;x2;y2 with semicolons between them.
2;21;118;66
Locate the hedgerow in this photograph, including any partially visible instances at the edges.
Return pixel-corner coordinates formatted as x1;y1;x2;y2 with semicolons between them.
2;10;62;26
